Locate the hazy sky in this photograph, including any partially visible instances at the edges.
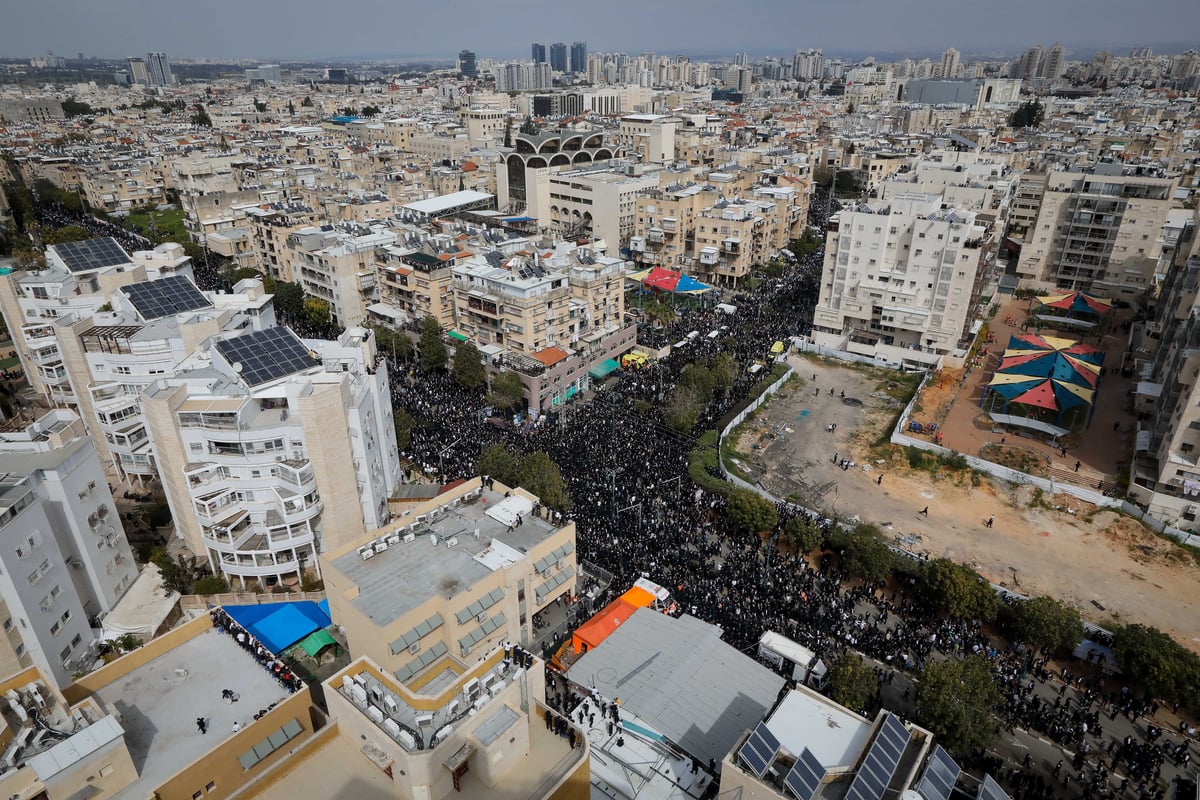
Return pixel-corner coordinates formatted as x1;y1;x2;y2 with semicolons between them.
4;0;1199;61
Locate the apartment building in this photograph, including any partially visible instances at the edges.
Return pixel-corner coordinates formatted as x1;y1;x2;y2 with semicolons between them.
616;114;680;164
53;275;275;481
372;245;466;331
535;163;659;249
630;183;718;269
283;223;396;328
0;239;191;405
811;194;991;368
692;187;807;287
1131;206;1200;525
80;161;169;213
241;202;321;281
1014;165;1176;299
0;410;137;688
142;326;401;588
322;478;576;677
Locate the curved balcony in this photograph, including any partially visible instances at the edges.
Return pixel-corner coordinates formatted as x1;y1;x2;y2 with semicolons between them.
203;517;315;557
216;549;310;580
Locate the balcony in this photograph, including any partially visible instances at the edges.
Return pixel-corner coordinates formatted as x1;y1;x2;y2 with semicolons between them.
646;228;664;243
661;217;678;232
217;553;304;579
722;238;742;254
699;247;719;265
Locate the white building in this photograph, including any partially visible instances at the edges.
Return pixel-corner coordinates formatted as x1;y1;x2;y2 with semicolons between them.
812;194;991;368
0;239;192;406
0;410;138;689
54;275;275;481
142;326;401;588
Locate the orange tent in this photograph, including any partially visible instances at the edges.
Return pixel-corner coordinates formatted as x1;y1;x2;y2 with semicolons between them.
568;584;659;657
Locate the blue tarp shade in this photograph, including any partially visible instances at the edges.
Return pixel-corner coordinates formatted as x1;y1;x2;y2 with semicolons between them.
223;601;332;655
318;599;330;618
588;359;620;380
502;216;535;222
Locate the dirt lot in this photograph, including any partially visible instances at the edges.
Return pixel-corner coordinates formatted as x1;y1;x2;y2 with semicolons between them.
729;353;1200;651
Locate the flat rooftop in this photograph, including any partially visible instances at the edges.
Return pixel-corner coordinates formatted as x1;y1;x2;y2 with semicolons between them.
329;488;563;627
96;629;293;800
765;688;873;769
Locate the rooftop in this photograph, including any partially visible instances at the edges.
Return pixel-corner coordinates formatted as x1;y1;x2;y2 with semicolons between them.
95;629;293;800
565;608;785;767
764;688;873;769
401;190;494;216
328;488;565;628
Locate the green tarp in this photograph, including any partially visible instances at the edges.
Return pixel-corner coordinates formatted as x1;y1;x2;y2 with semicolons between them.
448;331;469;342
588;359;620;380
299;629;337;657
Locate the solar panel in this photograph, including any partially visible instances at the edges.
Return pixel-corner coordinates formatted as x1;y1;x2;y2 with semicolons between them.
916;746;960;800
214;327;318;387
737;722;782;778
978;775;1011;800
120;275;213;320
783;747;826;800
845;714;912;800
52;238;131;273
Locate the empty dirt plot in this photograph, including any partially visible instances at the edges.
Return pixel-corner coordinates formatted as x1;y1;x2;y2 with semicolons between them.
731;353;1200;651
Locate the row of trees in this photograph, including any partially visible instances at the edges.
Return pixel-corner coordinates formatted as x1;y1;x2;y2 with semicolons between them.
664;352;739;433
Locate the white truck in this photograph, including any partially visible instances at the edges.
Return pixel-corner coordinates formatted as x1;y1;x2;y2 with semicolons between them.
757;631;829;690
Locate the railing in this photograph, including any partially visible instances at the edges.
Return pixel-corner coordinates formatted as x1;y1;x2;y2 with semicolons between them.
178;591;326;612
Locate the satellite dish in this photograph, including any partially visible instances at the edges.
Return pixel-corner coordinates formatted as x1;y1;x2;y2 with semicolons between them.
232;362;243;372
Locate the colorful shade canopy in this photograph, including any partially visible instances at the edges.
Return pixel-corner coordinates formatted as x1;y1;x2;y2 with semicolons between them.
629;267;714;294
988;334;1104;412
1036;291;1113;316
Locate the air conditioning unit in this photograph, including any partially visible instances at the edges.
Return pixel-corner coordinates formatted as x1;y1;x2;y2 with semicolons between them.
476;611;488;624
541;568;552;578
374;540;389;554
415;714;434;727
402;532;415;543
359;547;375;561
555;559;565;570
385;534;400;546
446;699;459;717
446;537;458;549
407;641;420;655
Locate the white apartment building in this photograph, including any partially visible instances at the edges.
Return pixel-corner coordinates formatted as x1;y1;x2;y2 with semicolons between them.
0;240;192;405
531;162;660;250
812;194;990;368
616;114;680;164
142;326;401;588
0;410;138;689
1015;165;1176;299
54;275;275;481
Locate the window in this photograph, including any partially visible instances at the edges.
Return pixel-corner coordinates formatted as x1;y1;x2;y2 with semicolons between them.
60;645;71;661
14;645;24;657
50;622;61;636
2;618;9;631
206;781;216;792
71;633;82;647
60;610;71;624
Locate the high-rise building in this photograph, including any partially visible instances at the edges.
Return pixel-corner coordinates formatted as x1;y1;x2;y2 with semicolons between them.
458;49;477;79
549;42;567;72
0;409;139;689
791;49;823;81
126;57;150;85
1042;42;1066;79
145;52;173;86
143;326;402;588
531;42;546;63
570;41;587;73
1016;45;1044;80
940;47;961;79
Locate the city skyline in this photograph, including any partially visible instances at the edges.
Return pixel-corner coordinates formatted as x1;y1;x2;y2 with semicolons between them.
3;0;1199;62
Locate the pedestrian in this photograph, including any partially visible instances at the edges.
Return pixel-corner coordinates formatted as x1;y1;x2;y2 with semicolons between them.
1074;460;1080;472
985;515;993;528
1060;446;1067;457
876;474;883;486
197;717;207;735
920;506;928;516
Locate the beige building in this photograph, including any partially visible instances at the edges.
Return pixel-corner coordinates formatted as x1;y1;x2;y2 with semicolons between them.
321;478;577;678
692;188;806;287
631;183;718;270
1015;165;1176;299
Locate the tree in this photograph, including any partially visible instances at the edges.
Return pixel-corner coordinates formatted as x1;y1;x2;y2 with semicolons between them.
519;115;539;135
916;655;1001;756
418;315;448;372
841;523;895;583
452;339;487;391
664;384;704;433
503;116;513;148
61;98;94;118
827;652;876;712
360;105;382;118
783;516;822;553
273;281;305;321
41;225;89;244
478;442;521;487
339;106;359;117
1112;624;1200;707
1008;595;1083;654
921;559;999;620
303;297;331;329
368;324;414;362
301;95;314;107
393;407;415;450
191;103;213;127
1009;99;1045;129
488;370;526;411
518;451;571;511
193;575;230;595
253;99;268;113
726;488;778;535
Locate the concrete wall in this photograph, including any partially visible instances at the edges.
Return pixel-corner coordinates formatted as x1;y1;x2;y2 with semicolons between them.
297;381;366;553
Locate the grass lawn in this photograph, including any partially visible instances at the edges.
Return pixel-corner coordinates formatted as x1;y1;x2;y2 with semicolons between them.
124;208;188;243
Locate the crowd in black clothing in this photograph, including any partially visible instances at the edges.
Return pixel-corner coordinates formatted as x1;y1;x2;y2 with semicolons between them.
209;607;304;693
